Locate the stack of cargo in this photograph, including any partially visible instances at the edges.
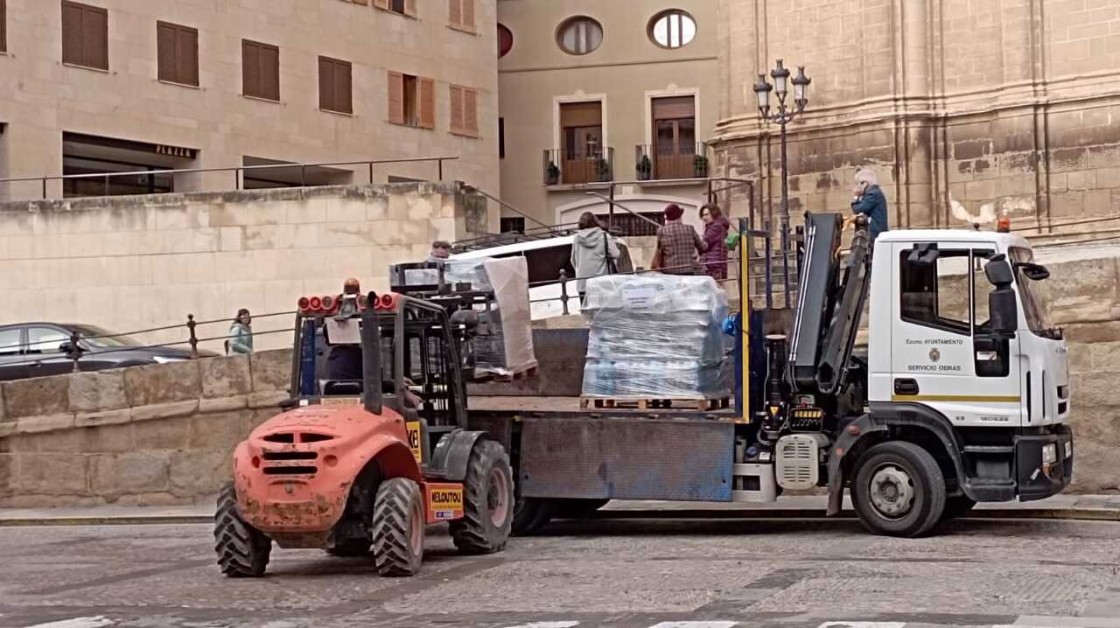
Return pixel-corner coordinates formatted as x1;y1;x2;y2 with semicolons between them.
389;257;537;380
580;274;731;401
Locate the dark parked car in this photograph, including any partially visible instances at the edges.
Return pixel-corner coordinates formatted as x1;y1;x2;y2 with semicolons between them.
0;323;219;382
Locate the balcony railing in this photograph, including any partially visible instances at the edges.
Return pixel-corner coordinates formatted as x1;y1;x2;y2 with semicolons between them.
543;147;615;186
635;142;709;181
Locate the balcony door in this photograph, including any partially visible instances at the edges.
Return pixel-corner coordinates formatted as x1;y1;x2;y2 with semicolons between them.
560;101;603;184
652;96;696;179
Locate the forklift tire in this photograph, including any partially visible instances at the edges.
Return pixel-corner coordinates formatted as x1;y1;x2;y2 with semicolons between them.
214;483;271;578
940;495;977;522
511;497;554;536
551;498;610;520
450;439;515;554
371;477;425;577
851;441;946;538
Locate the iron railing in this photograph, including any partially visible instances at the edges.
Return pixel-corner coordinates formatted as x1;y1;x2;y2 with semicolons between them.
635;142;710;181
543;147;615;186
0;156;459;201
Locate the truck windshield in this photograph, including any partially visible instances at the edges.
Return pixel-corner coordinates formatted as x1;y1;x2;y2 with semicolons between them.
1008;247;1059;339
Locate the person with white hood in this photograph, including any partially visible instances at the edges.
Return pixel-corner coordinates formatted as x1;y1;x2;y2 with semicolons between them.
851;166;889;241
570;212;620;303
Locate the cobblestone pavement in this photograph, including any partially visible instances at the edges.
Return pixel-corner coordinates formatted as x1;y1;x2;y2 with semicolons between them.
1;518;1119;628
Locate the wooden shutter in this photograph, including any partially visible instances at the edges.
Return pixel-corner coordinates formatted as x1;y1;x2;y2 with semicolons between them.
1;0;7;53
464;88;478;135
157;23;177;82
318;56;334;112
242;40;259;97
260;43;279;100
62;2;84;65
449;85;464;133
387;71;405;124
418;77;435;129
405;0;417;17
448;0;461;26
372;0;390;9
179;26;199;86
334;60;353;114
462;0;475;30
84;4;108;70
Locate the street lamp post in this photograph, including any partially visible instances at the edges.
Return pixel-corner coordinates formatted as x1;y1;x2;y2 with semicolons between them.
754;59;810;307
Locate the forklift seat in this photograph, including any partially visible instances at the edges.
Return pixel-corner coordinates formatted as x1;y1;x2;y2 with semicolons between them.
322;380;362;396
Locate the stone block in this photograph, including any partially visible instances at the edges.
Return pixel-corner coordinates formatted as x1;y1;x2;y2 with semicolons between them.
200;355;252;399
170;449;232;496
131;400;199;423
18;453;89;496
15;413;76;435
187;412;252;449
124;361;202;407
199;395;248;414
250;349;292;393
75;408;133;428
2;376;70;420
0;453;16;497
133;417;192;450
1067;443;1120;493
1070;371;1119;408
1069;343;1093;374
0;383;5;423
248;391;288;410
81;423;137;454
90;452;171;497
1071;407;1120;448
1090;342;1120;371
68;370;128;413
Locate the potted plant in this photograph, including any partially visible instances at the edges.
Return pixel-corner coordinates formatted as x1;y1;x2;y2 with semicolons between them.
596;158;612;183
693;154;710;178
546;161;560;185
637;155;652;181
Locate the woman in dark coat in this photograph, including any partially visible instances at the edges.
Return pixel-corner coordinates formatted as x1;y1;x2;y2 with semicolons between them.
699;204;730;280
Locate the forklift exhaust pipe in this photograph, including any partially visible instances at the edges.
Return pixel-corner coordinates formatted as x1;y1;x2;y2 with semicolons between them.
361;292;384;415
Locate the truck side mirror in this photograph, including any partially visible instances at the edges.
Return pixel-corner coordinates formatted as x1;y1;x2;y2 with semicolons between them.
1017;261;1050;281
989;287;1019;336
984;254;1014;286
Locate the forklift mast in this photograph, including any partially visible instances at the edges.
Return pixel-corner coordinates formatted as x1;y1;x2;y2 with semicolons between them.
786;213;873;397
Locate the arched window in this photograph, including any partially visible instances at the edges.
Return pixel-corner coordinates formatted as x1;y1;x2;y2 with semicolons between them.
557;16;603;55
649;10;696;49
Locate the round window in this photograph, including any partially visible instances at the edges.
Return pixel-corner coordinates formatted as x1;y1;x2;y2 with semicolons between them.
649;10;696;49
557;16;603;55
498;24;514;58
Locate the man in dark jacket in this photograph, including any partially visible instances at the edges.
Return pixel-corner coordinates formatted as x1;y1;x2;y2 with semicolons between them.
851;167;889;241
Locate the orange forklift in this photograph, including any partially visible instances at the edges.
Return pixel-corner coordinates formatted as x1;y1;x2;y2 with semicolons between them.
214;289;514;577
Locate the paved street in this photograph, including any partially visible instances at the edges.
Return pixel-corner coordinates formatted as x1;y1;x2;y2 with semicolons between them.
1;517;1119;628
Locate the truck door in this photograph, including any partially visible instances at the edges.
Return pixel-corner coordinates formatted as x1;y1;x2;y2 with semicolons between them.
891;244;1022;427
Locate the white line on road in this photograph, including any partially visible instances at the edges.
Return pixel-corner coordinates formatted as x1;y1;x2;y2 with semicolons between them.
502;623;580;628
818;623;907;628
23;618;115;628
649;623;739;628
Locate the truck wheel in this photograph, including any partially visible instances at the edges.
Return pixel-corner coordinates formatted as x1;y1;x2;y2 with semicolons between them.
451;439;515;554
511;497;554;536
214;482;271;578
940;495;977;522
371;478;424;577
552;498;610;520
851;441;946;538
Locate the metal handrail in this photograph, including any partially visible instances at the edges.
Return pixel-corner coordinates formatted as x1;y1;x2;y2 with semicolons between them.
0;156;459;200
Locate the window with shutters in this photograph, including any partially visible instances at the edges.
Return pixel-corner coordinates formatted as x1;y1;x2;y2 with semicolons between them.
448;0;475;32
449;85;479;137
62;1;108;70
319;56;353;114
374;0;415;17
388;72;434;129
242;40;280;101
1;0;7;53
157;22;199;86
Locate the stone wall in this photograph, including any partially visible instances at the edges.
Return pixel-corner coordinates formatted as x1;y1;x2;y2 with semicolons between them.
715;0;1120;240
0;182;490;352
0;351;291;507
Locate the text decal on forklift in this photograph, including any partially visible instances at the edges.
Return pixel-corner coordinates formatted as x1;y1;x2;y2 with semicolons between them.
406;421;422;463
424;484;464;521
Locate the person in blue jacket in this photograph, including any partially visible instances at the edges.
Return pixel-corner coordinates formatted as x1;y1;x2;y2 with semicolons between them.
851;167;889;241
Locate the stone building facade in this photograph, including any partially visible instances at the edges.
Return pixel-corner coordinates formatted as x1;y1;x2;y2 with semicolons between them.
714;0;1120;239
0;0;499;205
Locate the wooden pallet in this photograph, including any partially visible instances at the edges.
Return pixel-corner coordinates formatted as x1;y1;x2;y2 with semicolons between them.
579;396;731;411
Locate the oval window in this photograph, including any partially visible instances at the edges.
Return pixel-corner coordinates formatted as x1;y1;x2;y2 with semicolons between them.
498;24;514;58
649;10;696;49
557;16;603;56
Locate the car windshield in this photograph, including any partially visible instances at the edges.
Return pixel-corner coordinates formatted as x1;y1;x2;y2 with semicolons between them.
1008;247;1058;339
72;326;144;348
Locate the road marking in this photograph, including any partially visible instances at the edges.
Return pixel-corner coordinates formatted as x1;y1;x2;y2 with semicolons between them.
818;623;907;628
503;623;580;628
649;623;739;628
24;618;115;628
